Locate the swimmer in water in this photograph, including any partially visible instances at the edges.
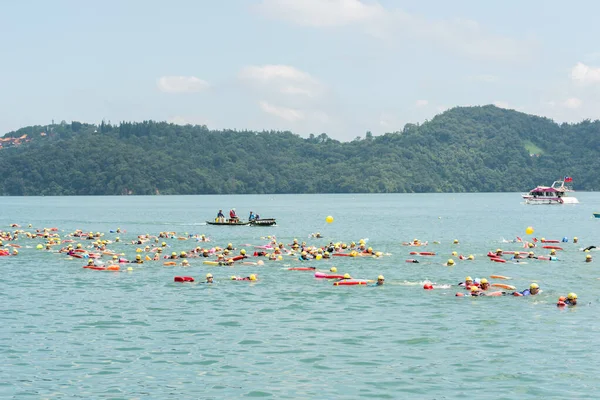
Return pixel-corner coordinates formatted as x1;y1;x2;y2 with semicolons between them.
565;292;577;305
479;278;490;291
205;273;213;284
459;276;477;288
557;293;577;307
376;275;385;286
512;283;540;296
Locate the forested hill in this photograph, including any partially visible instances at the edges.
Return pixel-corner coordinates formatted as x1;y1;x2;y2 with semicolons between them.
1;105;599;195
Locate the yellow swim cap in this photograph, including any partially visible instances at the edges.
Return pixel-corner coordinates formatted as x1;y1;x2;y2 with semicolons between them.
180;251;186;256
447;259;455;265
172;252;176;256
514;251;519;255
452;251;458;256
574;237;578;240
343;273;351;279
530;283;539;289
453;239;459;244
567;292;577;300
586;254;592;259
249;274;257;281
240;249;246;255
162;242;166;246
301;251;307;256
206;273;213;278
136;255;141;259
470;286;479;292
496;249;502;253
465;276;472;281
480;278;488;284
467;255;474;260
231;276;237;280
330;267;337;272
529;251;534;255
377;275;384;280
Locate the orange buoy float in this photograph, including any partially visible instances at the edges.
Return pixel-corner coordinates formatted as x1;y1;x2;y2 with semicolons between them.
490;275;511;280
542;246;563;250
174;276;194;282
333;280;367;286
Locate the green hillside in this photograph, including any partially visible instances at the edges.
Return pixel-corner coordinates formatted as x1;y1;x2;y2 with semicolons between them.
0;105;598;195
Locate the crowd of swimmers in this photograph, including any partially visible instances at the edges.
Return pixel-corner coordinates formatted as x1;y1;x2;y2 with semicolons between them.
0;227;588;305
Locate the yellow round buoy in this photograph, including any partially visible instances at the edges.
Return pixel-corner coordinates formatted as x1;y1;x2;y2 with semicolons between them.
325;215;334;224
525;226;534;235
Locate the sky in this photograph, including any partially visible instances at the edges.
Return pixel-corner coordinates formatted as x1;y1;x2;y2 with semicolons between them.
1;0;600;141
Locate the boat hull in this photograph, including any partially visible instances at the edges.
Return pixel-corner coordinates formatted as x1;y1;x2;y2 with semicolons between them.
522;195;579;205
249;219;277;227
205;221;250;226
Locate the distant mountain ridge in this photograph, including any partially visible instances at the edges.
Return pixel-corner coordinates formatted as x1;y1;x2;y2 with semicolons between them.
1;105;599;195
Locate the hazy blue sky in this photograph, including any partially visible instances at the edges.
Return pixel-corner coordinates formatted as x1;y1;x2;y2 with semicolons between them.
1;0;600;140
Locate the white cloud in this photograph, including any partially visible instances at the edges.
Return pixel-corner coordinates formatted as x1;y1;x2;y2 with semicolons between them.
563;98;583;109
239;65;322;97
257;0;532;60
257;0;385;27
157;76;209;93
571;62;600;85
259;101;305;121
415;99;428;107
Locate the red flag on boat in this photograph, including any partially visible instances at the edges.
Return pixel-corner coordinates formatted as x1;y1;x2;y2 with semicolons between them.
564;176;573;183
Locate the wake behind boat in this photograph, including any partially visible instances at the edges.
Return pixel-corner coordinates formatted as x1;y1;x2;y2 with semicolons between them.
522;178;579;205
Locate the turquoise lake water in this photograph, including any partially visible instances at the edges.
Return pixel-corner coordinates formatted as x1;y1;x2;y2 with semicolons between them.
1;193;600;399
